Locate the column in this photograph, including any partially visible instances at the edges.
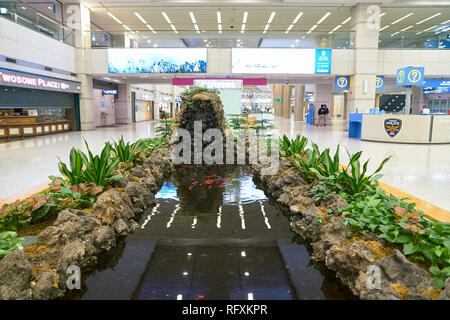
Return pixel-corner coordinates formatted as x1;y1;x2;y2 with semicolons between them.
282;85;292;118
294;85;305;121
66;2;95;130
272;84;282;116
115;84;132;124
411;87;425;114
314;84;333;126
347;3;380;118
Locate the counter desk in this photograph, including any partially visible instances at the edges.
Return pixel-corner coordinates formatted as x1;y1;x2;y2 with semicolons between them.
0;116;70;138
349;113;450;144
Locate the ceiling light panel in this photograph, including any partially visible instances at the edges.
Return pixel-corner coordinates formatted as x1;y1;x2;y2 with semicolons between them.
217;11;222;24
189;12;197;24
416;13;441;25
268;12;276;24
317;12;331;24
391;13;413;25
107;12;122;25
292;12;303;24
162;12;172;24
243;12;248;24
134;12;147;24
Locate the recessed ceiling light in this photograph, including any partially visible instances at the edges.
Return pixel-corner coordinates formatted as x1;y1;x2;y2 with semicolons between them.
241;24;245;33
400;25;413;31
380;25;389;31
170;24;178;34
268;12;276;24
380;13;386;18
123;25;132;32
422;25;438;32
162;12;172;24
307;24;318;34
341;17;351;25
263;23;270;33
317;12;331;24
218;24;222;33
285;24;294;33
217;11;222;24
107;12;123;25
195;24;200;33
292;12;303;24
391;13;413;25
416;13;441;25
329;24;342;34
146;24;156;34
189;12;197;24
243;12;248;24
134;12;147;24
441;20;450;25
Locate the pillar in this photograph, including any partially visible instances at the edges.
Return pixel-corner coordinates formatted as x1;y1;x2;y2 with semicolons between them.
66;1;95;130
346;3;380;118
343;92;348;121
294;85;305;121
115;84;132;124
314;84;333;126
411;87;425;114
272;84;282;116
282;85;292;118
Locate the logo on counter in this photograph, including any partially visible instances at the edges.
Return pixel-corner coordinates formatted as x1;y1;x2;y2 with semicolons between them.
384;118;402;138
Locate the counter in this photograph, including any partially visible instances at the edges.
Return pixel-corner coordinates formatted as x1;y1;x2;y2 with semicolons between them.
0;116;70;138
349;114;450;144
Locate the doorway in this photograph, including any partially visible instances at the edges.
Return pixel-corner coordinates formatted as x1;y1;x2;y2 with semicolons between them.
131;92;136;123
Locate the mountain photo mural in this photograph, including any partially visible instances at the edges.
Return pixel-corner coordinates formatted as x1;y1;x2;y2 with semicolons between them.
108;48;207;74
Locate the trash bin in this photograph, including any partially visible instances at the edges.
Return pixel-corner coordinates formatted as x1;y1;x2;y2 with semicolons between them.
348;113;363;139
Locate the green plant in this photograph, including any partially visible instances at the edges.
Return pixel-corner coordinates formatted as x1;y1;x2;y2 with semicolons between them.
182;86;220;97
342;187;450;289
226;114;249;130
292;142;324;183
57;147;87;185
155;119;175;138
339;151;391;195
47;177;102;209
0;232;24;259
112;135;143;163
82;140;122;187
279;134;308;158
253;119;274;130
0;195;53;231
137;137;167;151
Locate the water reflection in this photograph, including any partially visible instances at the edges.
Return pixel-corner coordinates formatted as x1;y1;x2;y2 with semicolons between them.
67;165;356;300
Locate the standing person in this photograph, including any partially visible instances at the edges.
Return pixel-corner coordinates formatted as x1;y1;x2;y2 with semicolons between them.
317;104;329;126
421;105;430;114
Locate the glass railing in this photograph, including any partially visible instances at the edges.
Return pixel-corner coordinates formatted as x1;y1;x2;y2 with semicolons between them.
379;30;450;49
89;30;356;49
0;0;74;46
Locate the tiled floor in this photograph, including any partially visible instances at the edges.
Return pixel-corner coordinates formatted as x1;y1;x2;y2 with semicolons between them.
0;118;449;211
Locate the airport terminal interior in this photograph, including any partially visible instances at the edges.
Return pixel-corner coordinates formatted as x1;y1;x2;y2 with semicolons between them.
0;0;450;302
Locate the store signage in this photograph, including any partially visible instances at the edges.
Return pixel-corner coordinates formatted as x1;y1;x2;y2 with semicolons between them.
335;76;350;90
396;67;424;87
194;79;243;89
423;87;450;94
315;49;332;74
139;93;154;100
0;68;80;93
376;76;385;89
108;48;207;74
173;78;267;86
102;89;117;95
420;79;450;87
384;119;402;138
274;98;284;102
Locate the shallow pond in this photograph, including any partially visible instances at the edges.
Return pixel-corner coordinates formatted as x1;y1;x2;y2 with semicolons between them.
66;165;356;300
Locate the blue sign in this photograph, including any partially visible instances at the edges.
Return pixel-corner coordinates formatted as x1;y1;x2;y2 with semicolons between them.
396;67;424;86
101;101;105;107
423;87;450;94
420;79;450;87
376;76;385;89
102;89;117;95
335;76;350;90
315;49;332;74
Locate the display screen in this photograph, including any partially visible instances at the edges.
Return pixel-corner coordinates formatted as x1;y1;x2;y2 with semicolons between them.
108;49;207;74
232;49;318;74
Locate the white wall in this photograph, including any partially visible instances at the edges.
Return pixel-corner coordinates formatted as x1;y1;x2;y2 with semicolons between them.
0;17;76;74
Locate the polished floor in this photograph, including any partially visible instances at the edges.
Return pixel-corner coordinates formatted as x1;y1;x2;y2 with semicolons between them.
0;118;449;211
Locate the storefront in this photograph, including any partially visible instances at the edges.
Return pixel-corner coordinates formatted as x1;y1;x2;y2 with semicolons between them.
0;68;80;139
134;90;154;122
93;80;117;127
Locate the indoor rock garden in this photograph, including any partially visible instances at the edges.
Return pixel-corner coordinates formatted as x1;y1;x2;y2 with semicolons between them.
0;87;449;300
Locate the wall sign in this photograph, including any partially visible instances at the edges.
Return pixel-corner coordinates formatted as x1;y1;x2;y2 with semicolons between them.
102;89;117;95
335;76;350;90
376;76;385;89
396;67;424;87
315;49;332;74
0;68;80;93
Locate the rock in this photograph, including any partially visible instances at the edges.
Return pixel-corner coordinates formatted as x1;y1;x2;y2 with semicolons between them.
93;189;133;225
112;218;129;235
0;250;33;300
93;226;116;251
407;292;431;300
322;194;349;214
354;271;401;300
57;240;86;273
37;209;100;249
32;269;60;300
326;241;375;275
125;181;150;209
289;196;313;215
377;249;434;291
438;278;450;300
127;219;140;233
322;217;352;248
277;193;291;206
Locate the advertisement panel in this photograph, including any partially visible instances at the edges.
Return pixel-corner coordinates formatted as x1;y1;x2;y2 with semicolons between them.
108;49;207;74
232;49;317;74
